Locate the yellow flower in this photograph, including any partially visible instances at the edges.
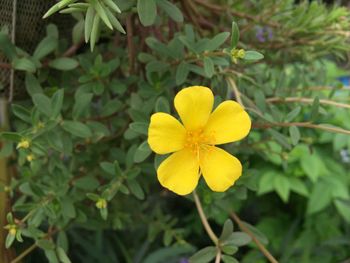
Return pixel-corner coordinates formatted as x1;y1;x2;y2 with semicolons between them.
26;154;35;162
96;198;107;209
148;86;251;195
16;139;30;149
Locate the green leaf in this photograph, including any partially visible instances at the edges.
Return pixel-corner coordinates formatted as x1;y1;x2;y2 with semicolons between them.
33;94;52;117
62;121;92;138
223;232;251;247
258;171;277;195
129;122;149;135
289;126;300;145
268;129;291;150
221;245;238;255
206;32;230;51
157;0;183;22
25;73;43;96
51;89;64;118
176;61;190;85
49;58;79;71
134;141;152;163
231;21;239;49
93;0;113;29
0;32;17;60
243;51;264;61
203;57;214;78
101;98;122;116
222;255;239;263
273;175;290;203
85;6;95;43
307;180;332;214
5;233;16;248
12;58;36;73
137;0;157;26
241;222;268;245
334;199;350;223
219;219;234;242
44;249;59;263
37;239;55;250
103;0;121;13
285;106;301;122
189;246;217;263
289;177;308;197
12;104;31;123
33;36;58;60
104;7;126;34
0;132;22;142
300;153;323;182
155;97;170;113
72;93;93;119
57;247;71;263
127;179;145;200
310;96;319;121
90;14;100;51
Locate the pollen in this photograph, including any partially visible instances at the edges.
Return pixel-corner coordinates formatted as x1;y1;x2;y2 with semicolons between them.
185;129;214;155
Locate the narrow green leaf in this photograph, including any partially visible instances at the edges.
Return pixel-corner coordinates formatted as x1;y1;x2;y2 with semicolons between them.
243;51;264;61
231;21;239;49
105;7;126;33
62;121;92;138
57;247;71;263
90;14;100;51
51;89;64;118
189;246;217;263
289;126;300;145
5;234;16;248
206;32;230;51
25;73;43;96
157;0;183;22
33;94;52;117
220;219;234;242
94;1;113;29
103;0;121;13
176;61;189;85
310;96;319;121
12;104;31;123
72;93;93;119
127;179;145;200
273;175;290;202
137;0;157;26
155;97;170;113
129;122;149;135
307;180;332;214
85;6;95;43
285;106;301;122
33;36;58;60
49;58;78;71
12;58;36;73
203;57;214;78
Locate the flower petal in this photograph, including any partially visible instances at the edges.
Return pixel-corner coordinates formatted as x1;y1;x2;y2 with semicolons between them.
148;112;186;154
174;86;214;131
157;148;200;195
204;100;251;145
200;146;242;192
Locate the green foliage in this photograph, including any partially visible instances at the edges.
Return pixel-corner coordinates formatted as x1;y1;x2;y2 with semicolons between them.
1;0;350;262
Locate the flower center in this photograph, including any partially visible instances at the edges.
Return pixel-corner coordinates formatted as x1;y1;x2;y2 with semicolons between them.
185;129;212;155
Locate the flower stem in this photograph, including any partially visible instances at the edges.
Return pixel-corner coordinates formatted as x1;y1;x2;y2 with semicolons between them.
11;243;37;263
192;190;218;245
215;249;221;263
230;211;279;263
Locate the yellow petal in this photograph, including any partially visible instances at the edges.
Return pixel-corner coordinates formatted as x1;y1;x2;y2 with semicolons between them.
174;86;214;131
148;112;186;154
157;148;200;195
204;101;251;145
200;146;242;192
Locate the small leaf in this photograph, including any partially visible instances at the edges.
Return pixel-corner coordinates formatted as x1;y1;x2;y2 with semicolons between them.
203;57;214;78
49;58;79;71
231;21;239;49
307;180;332;214
33;36;57;60
62;121;92;138
127;179;145;200
273;175;290;203
189;246;217;263
57;247;71;263
157;0;183;22
223;232;251;247
243;51;264;61
175;61;189;85
310;96;319;121
12;58;36;73
222;255;239;263
289;126;300;145
155;97;170;113
33;93;52;117
219;219;234;242
206;32;230;51
5;233;16;248
285;106;301;122
129;122;149;135
25;73;43;96
137;0;157;26
51;89;64;118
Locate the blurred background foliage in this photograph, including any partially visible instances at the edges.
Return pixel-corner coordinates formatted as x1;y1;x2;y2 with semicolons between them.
0;0;350;262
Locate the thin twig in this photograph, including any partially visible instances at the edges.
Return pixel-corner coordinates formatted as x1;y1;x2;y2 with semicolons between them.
266;97;350;110
215;249;221;263
230;212;279;263
192;190;218;245
10;243;37;263
226;77;244;107
253;122;350;135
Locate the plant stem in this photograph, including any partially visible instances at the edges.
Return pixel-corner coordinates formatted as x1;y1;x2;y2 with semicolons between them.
215;249;221;263
230;212;279;263
10;243;37;263
192;190;218;245
266;97;350;109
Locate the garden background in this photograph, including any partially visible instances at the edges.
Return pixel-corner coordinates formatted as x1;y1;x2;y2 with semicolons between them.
1;0;350;262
